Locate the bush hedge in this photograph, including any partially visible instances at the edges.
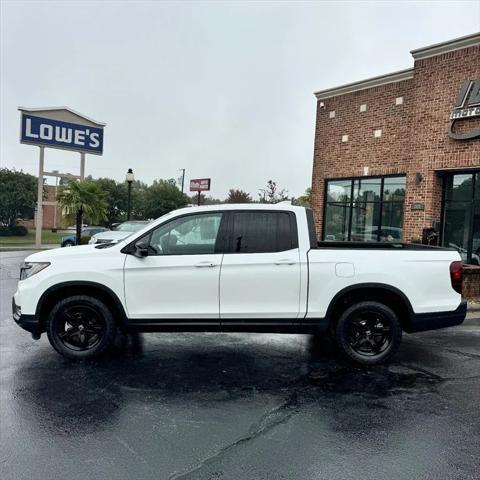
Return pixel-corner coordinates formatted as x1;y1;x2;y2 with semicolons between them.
0;225;29;237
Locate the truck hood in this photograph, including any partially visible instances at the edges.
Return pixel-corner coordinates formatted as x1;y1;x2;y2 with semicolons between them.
24;244;122;263
92;231;133;242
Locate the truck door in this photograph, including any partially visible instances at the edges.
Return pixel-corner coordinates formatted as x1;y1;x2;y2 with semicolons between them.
124;212;226;321
219;210;301;322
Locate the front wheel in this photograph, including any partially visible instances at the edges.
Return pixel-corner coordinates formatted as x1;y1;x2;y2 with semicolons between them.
46;295;116;360
334;301;402;365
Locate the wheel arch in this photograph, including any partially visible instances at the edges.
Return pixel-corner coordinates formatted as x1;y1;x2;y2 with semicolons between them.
325;283;414;332
36;281;128;332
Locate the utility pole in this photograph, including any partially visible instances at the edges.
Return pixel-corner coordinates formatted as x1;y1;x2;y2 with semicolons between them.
178;168;185;193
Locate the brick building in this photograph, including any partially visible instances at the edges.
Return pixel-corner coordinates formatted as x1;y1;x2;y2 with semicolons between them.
19;184;67;230
311;33;480;266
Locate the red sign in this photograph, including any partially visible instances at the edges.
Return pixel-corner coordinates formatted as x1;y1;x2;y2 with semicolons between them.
190;178;211;191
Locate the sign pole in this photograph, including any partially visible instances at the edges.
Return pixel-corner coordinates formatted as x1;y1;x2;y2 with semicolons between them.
197;191;201;206
80;152;85;180
35;146;45;248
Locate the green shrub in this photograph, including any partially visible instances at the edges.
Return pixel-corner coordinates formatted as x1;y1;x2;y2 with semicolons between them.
0;225;28;236
80;236;91;245
10;225;28;236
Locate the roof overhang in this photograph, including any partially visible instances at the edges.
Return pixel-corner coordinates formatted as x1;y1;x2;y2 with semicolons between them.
18;106;106;127
314;68;414;100
411;32;480;60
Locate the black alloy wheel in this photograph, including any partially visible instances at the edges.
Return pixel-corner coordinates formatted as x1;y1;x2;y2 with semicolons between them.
56;304;105;351
47;295;116;359
335;301;402;365
347;311;392;357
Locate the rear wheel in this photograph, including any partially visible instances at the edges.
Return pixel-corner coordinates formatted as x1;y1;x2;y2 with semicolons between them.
46;295;116;360
62;240;74;247
334;301;402;365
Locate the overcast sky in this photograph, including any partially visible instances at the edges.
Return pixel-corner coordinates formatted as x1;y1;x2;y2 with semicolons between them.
1;0;479;199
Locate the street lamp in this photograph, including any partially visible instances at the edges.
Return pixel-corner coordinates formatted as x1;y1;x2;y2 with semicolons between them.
125;168;135;220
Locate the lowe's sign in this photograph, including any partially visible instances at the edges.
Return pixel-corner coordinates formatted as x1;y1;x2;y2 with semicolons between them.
20;111;104;155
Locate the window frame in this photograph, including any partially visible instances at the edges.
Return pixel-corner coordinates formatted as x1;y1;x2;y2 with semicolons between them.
123;211;229;256
441;170;480;265
223;210;299;254
322;174;406;242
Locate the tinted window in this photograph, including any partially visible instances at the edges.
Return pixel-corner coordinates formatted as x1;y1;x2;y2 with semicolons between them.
147;213;223;255
231;212;296;253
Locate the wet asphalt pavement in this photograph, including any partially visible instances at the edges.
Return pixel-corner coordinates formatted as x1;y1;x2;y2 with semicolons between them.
1;251;480;480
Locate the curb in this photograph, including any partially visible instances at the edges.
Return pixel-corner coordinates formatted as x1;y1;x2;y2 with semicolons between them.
467;303;480;312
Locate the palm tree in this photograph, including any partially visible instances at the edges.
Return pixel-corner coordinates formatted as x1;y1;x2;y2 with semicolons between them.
57;180;108;245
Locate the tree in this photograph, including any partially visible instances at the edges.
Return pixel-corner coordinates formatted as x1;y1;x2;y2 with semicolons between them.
142;179;189;219
226;189;252;203
189;194;222;205
57;180;108;245
296;188;312;206
0;168;37;228
258;180;289;204
88;177;128;226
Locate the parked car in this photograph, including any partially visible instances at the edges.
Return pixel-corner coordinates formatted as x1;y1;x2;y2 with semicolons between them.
13;204;466;364
60;227;109;247
88;221;150;245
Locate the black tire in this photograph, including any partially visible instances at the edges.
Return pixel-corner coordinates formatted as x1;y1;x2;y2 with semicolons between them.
334;301;402;365
62;240;74;247
46;295;116;360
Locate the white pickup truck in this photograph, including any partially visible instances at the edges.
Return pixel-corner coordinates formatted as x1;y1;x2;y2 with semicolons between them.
13;203;466;364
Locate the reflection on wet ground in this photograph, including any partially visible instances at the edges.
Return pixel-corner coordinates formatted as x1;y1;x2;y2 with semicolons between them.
1;252;480;480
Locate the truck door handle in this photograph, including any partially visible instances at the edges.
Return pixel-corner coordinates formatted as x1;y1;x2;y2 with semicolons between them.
194;261;217;268
275;259;296;265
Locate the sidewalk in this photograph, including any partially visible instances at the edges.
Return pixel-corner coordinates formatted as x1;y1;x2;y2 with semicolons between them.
467;302;480;312
0;245;58;252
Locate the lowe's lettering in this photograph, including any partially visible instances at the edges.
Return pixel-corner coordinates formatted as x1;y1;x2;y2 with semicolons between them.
21;114;104;154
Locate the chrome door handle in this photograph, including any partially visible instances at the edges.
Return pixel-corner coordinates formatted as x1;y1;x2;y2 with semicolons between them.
194;262;217;268
275;259;296;265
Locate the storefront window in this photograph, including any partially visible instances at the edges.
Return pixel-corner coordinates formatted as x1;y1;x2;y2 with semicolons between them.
443;172;480;265
324;175;406;242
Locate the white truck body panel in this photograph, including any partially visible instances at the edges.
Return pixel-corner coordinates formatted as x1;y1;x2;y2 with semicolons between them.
14;204;463;329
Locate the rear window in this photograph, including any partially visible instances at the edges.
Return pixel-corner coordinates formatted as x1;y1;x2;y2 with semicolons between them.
230;211;297;253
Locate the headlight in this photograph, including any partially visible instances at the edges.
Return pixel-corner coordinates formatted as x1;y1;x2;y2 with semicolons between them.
20;262;50;280
88;236;96;244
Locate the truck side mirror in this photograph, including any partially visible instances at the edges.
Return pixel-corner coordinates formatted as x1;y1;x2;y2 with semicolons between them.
134;241;150;258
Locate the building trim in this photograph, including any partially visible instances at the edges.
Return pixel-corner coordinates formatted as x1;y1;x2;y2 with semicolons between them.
410;32;480;60
314;68;414;100
18;106;106;127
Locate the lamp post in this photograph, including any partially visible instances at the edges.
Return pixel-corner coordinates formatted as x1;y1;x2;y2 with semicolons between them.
125;168;135;220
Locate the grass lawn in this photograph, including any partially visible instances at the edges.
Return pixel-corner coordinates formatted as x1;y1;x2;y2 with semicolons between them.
0;230;69;246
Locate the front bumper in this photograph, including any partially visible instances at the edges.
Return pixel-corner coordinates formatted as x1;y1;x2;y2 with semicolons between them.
408;301;467;333
12;297;41;337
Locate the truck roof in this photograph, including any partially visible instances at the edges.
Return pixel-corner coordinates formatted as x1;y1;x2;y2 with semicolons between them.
177;202;305;214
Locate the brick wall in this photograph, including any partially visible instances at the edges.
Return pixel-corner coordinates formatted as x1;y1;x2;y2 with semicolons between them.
311;79;413;237
311;44;480;241
403;45;480;241
463;266;480;302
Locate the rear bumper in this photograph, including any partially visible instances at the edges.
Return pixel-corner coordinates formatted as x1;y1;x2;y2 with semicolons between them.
408;301;467;333
12;297;41;336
